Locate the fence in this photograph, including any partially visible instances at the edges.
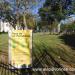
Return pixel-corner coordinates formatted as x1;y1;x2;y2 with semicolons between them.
0;62;32;75
0;47;72;75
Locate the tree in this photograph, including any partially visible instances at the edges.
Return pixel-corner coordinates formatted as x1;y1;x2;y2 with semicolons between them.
61;22;75;34
38;0;73;33
15;0;41;29
0;0;41;30
25;13;36;29
0;0;11;19
0;0;17;29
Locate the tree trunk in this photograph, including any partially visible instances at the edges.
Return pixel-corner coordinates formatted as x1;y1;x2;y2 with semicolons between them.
23;12;27;30
57;23;61;33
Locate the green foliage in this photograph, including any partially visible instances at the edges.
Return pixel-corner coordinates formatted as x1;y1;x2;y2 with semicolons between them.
38;0;75;33
0;1;11;18
61;22;75;32
68;24;75;30
25;13;36;29
39;0;65;22
38;0;66;32
0;0;39;29
0;1;16;28
15;0;40;28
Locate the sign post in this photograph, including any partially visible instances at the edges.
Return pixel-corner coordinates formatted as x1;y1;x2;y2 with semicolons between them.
9;30;32;69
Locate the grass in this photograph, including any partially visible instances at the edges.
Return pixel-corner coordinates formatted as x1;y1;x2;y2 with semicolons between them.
33;33;75;64
0;32;75;75
33;33;75;75
0;33;8;52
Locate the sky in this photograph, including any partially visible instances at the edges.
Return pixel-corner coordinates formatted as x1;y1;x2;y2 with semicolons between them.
31;0;45;14
60;15;75;25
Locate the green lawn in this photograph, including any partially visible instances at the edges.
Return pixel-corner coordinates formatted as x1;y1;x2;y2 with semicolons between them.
33;33;75;66
0;33;8;52
33;33;75;75
0;32;75;75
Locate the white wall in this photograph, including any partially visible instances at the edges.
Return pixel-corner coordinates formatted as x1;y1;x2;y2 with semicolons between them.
0;20;14;32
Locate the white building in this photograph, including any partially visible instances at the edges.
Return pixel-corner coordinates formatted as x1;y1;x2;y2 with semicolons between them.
0;19;14;32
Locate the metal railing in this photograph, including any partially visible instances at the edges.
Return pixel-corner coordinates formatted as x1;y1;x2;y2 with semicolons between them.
0;62;32;75
0;46;73;75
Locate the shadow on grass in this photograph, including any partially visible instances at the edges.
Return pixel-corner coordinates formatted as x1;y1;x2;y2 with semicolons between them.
0;32;8;34
20;64;32;75
59;34;75;49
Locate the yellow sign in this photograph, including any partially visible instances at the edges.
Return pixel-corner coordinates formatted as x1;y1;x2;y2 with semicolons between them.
9;30;32;68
